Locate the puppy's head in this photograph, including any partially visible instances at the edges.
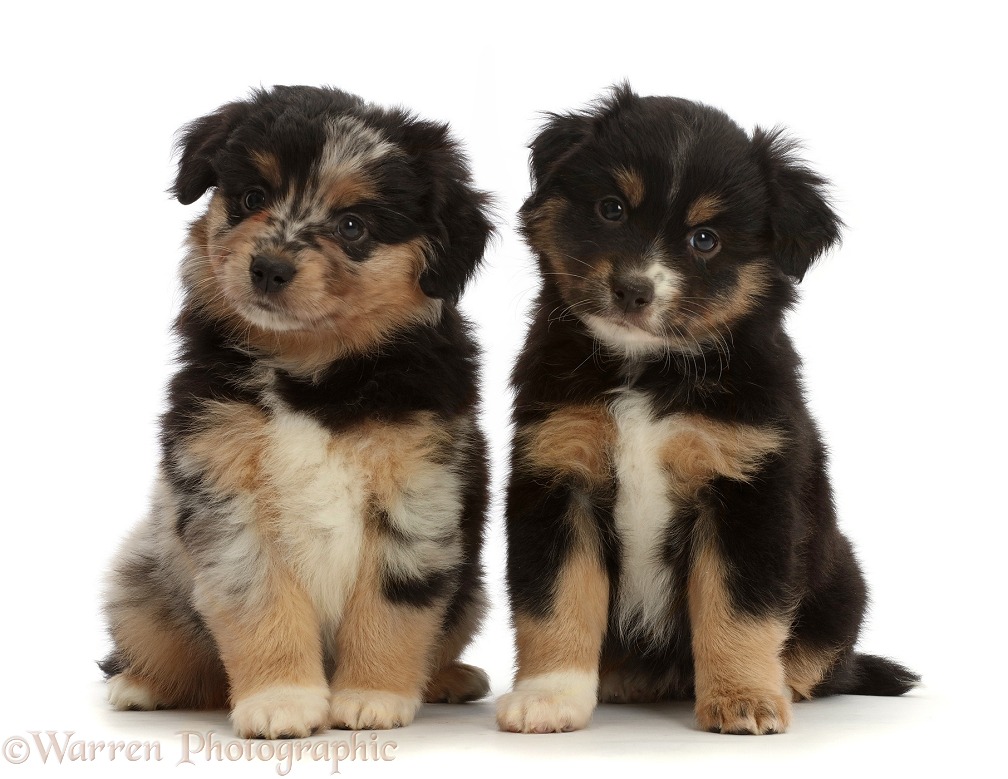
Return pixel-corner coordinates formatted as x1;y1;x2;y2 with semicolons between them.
522;84;841;357
173;85;491;362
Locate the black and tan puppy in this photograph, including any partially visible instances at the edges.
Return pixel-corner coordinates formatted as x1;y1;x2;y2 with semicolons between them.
100;85;493;738
497;85;918;735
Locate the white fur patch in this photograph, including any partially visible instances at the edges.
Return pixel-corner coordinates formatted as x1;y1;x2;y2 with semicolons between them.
609;391;684;646
496;671;598;733
329;689;421;730
260;400;367;626
230;684;331;739
318;117;395;191
233;303;305;333
381;453;464;581
581;257;696;358
582;314;670;357
643;259;681;304
106;675;162;711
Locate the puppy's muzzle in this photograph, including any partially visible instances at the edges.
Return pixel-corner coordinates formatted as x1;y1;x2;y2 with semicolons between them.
610;275;655;314
250;254;296;295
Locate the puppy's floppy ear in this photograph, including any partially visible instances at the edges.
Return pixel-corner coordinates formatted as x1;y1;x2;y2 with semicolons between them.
526;83;635;197
527;112;593;191
403;121;493;304
751;127;843;281
171;101;252;205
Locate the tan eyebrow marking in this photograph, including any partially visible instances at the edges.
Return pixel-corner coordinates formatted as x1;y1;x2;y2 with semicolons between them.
686;194;724;227
251;151;282;190
613;167;645;208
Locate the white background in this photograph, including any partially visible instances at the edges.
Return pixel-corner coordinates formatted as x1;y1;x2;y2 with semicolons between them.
1;1;1005;776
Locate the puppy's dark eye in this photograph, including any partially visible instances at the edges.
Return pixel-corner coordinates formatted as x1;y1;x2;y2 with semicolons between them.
690;229;719;253
336;215;366;242
242;188;267;212
597;198;626;222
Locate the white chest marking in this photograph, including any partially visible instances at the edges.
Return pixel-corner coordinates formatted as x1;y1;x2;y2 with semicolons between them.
261;405;365;626
609;391;682;644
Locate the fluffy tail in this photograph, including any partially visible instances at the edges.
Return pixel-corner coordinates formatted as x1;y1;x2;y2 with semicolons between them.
97;651;126;678
815;653;920;697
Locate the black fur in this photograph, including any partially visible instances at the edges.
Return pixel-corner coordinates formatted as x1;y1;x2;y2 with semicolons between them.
171;86;492;303
100;86;493;731
504;85;917;726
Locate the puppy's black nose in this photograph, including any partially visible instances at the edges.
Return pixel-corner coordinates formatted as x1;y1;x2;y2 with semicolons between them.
250;254;296;294
611;276;655;312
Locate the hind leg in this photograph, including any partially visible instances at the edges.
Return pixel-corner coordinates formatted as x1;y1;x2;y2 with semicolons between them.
784;530;866;700
598;667;665;704
424;590;490;703
102;540;228;710
104;607;228;710
102;486;231;710
782;642;842;701
425;425;490;705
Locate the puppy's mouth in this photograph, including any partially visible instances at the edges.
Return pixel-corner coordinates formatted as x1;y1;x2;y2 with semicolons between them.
222;253;320;332
594;273;662;333
576;270;694;355
236;298;307;332
581;305;668;355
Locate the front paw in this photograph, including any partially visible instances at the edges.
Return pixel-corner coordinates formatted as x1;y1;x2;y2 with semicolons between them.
329;689;421;730
696;691;792;735
230;684;331;739
496;671;598;733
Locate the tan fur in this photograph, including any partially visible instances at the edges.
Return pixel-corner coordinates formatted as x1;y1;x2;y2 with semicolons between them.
686;193;723;226
784;643;840;701
524;197;563;254
424;662;490;704
688;538;791;733
424;588;489;702
513;542;609;678
614;167;645;208
517;405;615;487
429;589;485;671
107;611;227;709
330;527;447;697
199;561;327;703
526;198;619;306
336;411;454;505
525;198;568;282
185;209;441;376
694;262;771;333
319;172;379;211
181;401;269;492
252;151;282;190
659;414;784;496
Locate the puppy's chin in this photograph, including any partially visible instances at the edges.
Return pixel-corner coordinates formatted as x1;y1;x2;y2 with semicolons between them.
581;314;670;358
234;303;307;333
581;313;711;359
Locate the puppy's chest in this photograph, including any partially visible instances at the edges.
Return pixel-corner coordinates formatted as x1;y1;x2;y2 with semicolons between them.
176;392;456;616
528;389;769;510
524;390;782;632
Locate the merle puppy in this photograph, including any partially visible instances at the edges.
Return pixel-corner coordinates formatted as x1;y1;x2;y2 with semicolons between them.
101;85;493;738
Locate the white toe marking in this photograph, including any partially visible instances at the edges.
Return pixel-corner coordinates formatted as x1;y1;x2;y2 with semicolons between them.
107;675;161;711
329;689;421;730
230;684;330;739
496;670;598;733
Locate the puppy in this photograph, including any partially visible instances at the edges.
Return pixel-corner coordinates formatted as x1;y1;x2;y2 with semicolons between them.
497;85;918;735
100;85;493;738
